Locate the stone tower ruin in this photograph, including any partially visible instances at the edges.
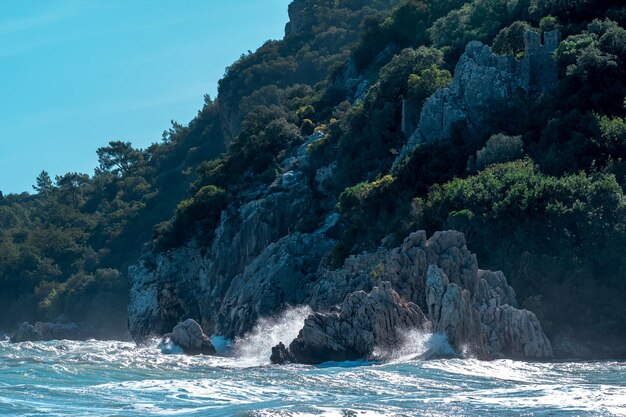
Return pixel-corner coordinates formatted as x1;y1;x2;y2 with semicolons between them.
521;30;561;94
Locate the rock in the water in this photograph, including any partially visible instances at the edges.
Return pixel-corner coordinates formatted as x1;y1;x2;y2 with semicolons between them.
307;230;552;360
11;322;42;343
270;342;295;364
283;282;430;364
167;319;216;355
11;321;82;343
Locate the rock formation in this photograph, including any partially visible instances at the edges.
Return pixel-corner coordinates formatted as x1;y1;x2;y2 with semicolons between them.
128;100;552;362
129;188;553;362
11;321;83;343
164;319;216;355
299;230;552;361
284;0;308;36
275;282;430;364
396;30;561;164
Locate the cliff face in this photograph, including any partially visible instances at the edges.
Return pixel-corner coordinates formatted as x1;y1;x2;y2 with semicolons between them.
128;22;556;361
396;30;561;165
128;132;553;360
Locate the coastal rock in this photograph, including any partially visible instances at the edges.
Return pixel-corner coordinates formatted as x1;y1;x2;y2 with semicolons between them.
166;319;216;355
277;282;430;364
215;232;334;338
306;230;552;359
270;342;295;364
11;322;42;343
11;321;82;343
129;156;316;341
128;245;206;342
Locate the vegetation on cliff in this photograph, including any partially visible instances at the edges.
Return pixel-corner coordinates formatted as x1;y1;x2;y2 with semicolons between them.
2;0;626;351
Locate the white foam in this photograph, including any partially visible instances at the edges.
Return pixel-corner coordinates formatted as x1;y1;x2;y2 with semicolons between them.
231;305;312;366
372;329;458;362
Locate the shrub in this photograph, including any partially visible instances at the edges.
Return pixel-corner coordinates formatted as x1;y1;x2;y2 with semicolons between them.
474;133;524;171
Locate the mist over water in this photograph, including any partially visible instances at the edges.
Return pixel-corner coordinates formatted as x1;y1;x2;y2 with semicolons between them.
1;310;625;417
231;305;312;366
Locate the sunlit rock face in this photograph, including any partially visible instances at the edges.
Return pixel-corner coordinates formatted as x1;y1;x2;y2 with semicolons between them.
396;30;561;164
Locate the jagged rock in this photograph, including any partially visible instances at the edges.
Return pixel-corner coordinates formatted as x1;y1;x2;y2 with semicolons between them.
436;281;487;357
396;30;561;164
215;232;334;338
284;0;308;36
128;167;314;342
281;282;430;364
425;265;449;322
11;321;82;343
128;246;205;342
129;200;552;360
166;319;216;355
307;230;552;359
490;305;552;358
270;342;294;364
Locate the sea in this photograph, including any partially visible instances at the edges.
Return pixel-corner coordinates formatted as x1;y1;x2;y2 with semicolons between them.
1;307;625;417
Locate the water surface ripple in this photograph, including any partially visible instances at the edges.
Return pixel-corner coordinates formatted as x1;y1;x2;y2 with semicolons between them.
1;340;625;416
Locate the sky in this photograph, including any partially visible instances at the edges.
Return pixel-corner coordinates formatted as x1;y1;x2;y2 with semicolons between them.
0;0;291;194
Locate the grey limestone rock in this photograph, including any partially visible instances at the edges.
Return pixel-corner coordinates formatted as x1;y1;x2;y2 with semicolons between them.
306;230;552;359
167;319;216;355
281;282;430;364
396;30;561;165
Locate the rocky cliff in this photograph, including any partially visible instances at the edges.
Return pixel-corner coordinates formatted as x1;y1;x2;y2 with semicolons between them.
129;187;552;360
396;30;560;164
128;28;556;362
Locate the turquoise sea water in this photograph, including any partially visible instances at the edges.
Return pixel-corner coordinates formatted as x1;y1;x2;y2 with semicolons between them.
1;337;625;417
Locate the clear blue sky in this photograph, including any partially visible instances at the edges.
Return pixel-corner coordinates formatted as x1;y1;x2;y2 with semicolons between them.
0;0;290;194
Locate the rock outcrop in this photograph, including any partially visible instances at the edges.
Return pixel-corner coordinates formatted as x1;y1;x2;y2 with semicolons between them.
396;30;560;164
284;0;308;36
303;230;552;360
164;319;216;355
128;132;324;342
275;282;430;364
11;321;83;343
127;113;552;362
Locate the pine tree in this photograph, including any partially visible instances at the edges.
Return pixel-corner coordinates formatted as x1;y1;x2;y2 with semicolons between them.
33;170;54;195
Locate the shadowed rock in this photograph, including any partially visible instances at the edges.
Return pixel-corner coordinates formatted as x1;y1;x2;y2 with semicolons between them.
11;321;83;343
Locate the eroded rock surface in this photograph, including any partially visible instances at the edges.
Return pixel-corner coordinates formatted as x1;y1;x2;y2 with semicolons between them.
300;230;552;360
396;30;560;164
278;282;430;364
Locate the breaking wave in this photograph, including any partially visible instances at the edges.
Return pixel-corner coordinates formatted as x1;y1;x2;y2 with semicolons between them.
230;305;312;366
1;337;625;416
372;329;459;362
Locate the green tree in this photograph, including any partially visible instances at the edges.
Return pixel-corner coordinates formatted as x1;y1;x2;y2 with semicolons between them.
32;170;54;195
96;141;144;177
474;133;525;171
55;173;90;208
407;64;452;105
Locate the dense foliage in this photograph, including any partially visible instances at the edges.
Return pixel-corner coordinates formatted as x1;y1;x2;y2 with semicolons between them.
0;97;224;332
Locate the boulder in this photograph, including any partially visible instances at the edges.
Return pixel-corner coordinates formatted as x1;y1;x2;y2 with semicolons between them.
166;319;216;355
275;282;431;364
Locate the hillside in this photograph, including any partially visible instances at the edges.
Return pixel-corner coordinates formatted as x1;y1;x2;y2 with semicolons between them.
3;0;626;357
